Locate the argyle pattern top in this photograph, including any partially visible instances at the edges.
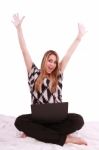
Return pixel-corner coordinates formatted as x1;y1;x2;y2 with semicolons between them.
28;63;63;105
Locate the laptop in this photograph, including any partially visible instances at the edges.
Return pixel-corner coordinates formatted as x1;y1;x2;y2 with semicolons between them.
31;102;68;123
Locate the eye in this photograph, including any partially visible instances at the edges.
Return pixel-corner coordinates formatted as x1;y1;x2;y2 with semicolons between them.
48;59;57;64
48;59;53;63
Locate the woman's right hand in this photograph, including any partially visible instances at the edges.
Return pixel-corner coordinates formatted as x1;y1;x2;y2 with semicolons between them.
12;13;25;29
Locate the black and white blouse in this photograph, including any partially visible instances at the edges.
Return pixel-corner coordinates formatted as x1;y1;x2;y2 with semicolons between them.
28;63;63;105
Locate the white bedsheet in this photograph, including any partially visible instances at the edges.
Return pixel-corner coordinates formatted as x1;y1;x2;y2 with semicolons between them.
0;114;99;150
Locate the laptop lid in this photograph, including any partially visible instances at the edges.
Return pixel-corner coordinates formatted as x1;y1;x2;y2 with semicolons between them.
31;102;68;123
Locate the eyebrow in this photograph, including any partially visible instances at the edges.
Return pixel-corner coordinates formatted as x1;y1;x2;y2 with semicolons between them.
48;58;57;63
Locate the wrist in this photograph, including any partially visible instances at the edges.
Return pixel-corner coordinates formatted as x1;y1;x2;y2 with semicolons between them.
16;25;22;31
76;35;82;41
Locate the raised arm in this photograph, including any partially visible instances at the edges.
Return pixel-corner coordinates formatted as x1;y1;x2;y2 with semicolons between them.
12;13;32;73
59;24;87;73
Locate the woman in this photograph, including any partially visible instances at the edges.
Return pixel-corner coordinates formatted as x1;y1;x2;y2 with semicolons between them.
12;13;87;146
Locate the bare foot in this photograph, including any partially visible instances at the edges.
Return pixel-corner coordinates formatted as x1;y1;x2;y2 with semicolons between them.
65;135;87;145
20;132;27;138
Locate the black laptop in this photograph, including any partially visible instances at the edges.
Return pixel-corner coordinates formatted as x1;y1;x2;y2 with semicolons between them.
31;102;68;123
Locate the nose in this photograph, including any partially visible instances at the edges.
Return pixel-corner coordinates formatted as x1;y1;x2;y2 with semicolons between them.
50;63;55;68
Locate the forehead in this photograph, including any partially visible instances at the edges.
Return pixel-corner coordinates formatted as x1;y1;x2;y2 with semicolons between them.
48;54;57;60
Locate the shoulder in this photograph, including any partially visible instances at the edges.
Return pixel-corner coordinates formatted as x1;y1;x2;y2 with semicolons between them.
58;70;63;81
28;63;40;79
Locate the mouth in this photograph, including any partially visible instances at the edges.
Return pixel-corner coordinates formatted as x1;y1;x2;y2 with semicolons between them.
46;67;54;73
48;67;54;71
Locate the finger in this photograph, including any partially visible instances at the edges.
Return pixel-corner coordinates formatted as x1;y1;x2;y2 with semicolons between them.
22;16;25;20
21;16;25;22
13;14;18;20
11;20;16;26
13;13;19;19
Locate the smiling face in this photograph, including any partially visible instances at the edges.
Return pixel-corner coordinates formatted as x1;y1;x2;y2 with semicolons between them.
40;50;59;75
45;54;57;74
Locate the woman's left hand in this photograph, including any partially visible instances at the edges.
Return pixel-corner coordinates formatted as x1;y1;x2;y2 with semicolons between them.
77;23;87;40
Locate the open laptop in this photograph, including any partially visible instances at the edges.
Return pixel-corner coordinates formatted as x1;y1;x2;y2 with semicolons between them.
31;102;68;123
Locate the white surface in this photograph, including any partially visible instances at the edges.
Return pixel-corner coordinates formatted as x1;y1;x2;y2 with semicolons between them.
0;114;99;150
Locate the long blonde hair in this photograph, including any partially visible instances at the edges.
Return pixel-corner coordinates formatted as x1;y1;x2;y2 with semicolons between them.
35;50;59;93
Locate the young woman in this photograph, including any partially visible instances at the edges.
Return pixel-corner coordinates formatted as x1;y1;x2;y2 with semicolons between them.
12;13;87;146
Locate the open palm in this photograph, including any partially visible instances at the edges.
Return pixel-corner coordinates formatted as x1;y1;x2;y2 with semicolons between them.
12;13;25;28
78;23;87;38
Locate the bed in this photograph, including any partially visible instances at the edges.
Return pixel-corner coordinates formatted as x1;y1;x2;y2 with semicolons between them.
0;114;99;150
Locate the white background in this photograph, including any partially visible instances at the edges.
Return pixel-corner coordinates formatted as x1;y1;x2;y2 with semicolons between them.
0;0;99;121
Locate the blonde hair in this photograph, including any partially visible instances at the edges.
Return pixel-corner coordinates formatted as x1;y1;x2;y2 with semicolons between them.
35;50;59;93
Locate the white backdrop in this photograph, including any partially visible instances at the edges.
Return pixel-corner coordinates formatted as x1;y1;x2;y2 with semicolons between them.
0;0;99;121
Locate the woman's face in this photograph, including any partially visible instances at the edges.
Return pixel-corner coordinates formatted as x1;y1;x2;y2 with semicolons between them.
45;54;57;74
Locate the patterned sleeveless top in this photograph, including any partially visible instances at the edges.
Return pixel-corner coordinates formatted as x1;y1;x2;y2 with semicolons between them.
28;63;63;105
